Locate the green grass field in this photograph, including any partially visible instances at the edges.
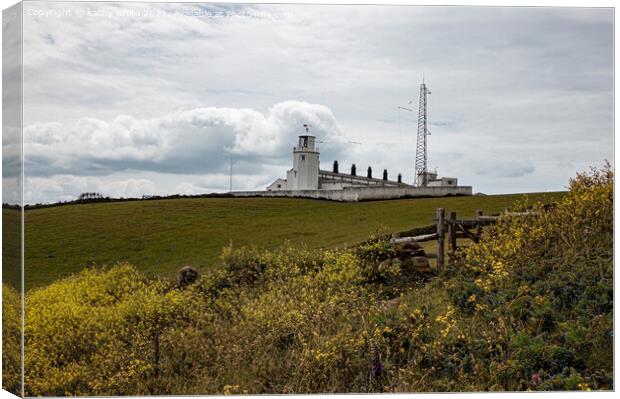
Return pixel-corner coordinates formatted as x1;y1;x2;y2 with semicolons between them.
20;192;565;289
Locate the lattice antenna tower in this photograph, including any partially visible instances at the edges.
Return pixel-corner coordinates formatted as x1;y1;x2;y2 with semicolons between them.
415;78;431;187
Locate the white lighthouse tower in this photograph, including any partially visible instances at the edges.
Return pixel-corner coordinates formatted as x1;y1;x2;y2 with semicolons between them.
285;124;320;190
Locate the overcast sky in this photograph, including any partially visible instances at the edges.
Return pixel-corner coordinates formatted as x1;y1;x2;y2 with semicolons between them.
9;2;614;203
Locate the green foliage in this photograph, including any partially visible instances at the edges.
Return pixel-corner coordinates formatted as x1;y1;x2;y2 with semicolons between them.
11;166;611;394
24;264;197;395
446;162;613;391
2;284;21;395
355;235;400;284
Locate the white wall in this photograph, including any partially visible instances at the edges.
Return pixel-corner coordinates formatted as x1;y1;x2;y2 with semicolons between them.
233;185;473;202
267;178;287;191
290;150;319;190
428;177;458;187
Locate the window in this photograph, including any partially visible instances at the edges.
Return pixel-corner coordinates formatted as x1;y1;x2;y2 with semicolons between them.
277;184;281;188
301;155;306;161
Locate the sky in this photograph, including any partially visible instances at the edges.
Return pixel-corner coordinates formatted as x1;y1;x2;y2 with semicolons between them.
4;1;614;204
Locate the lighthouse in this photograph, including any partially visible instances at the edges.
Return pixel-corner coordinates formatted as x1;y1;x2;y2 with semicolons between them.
262;123;470;200
287;124;320;190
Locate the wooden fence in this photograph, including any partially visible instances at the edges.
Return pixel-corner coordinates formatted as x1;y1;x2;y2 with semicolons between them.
390;208;540;270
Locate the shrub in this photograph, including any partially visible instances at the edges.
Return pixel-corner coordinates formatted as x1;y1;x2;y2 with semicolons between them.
446;162;613;390
2;284;21;395
24;264;197;396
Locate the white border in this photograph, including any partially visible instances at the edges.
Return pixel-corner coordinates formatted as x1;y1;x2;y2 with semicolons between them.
0;1;616;398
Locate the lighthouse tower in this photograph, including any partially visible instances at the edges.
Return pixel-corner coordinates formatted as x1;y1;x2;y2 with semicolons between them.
286;124;320;190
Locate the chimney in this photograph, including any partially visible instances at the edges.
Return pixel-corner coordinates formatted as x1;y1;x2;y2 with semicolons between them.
333;160;339;173
351;164;356;176
383;169;388;181
397;173;402;183
367;166;372;179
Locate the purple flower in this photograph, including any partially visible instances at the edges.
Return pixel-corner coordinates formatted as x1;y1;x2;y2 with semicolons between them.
531;373;542;386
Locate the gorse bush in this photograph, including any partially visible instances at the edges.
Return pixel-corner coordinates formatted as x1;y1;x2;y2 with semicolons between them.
23;264;198;395
2;284;21;395
445;163;613;391
355;235;400;284
2;164;613;394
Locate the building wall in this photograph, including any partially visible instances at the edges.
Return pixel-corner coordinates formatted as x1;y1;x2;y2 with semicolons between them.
233;185;473;202
266;178;287;191
428;177;458;187
318;180;353;190
318;170;408;189
290;149;320;190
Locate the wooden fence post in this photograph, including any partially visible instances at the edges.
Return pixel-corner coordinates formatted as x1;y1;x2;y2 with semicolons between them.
448;211;457;257
475;209;483;242
436;208;445;271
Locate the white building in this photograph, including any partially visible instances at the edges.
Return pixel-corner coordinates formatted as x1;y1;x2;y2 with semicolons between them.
274;133;320;190
267;129;459;192
235;126;472;202
423;171;458;188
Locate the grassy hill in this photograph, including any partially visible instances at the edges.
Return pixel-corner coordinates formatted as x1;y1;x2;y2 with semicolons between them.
21;192;564;289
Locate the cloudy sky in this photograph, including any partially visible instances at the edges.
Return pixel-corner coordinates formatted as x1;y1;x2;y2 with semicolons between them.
8;1;615;203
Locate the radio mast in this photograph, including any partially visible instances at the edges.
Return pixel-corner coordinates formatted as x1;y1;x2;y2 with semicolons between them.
415;78;431;187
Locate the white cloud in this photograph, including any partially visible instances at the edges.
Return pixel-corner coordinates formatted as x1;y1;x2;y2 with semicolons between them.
473;156;535;179
23;170;278;204
25;174;162;204
23;100;346;178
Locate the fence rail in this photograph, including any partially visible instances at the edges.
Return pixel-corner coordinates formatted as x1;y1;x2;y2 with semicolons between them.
391;208;541;270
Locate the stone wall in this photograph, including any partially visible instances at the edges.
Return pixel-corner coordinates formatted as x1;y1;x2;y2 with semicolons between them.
231;185;473;202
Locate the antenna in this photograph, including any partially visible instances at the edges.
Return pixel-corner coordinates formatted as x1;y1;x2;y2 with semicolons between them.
415;79;431;187
303;124;311;134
